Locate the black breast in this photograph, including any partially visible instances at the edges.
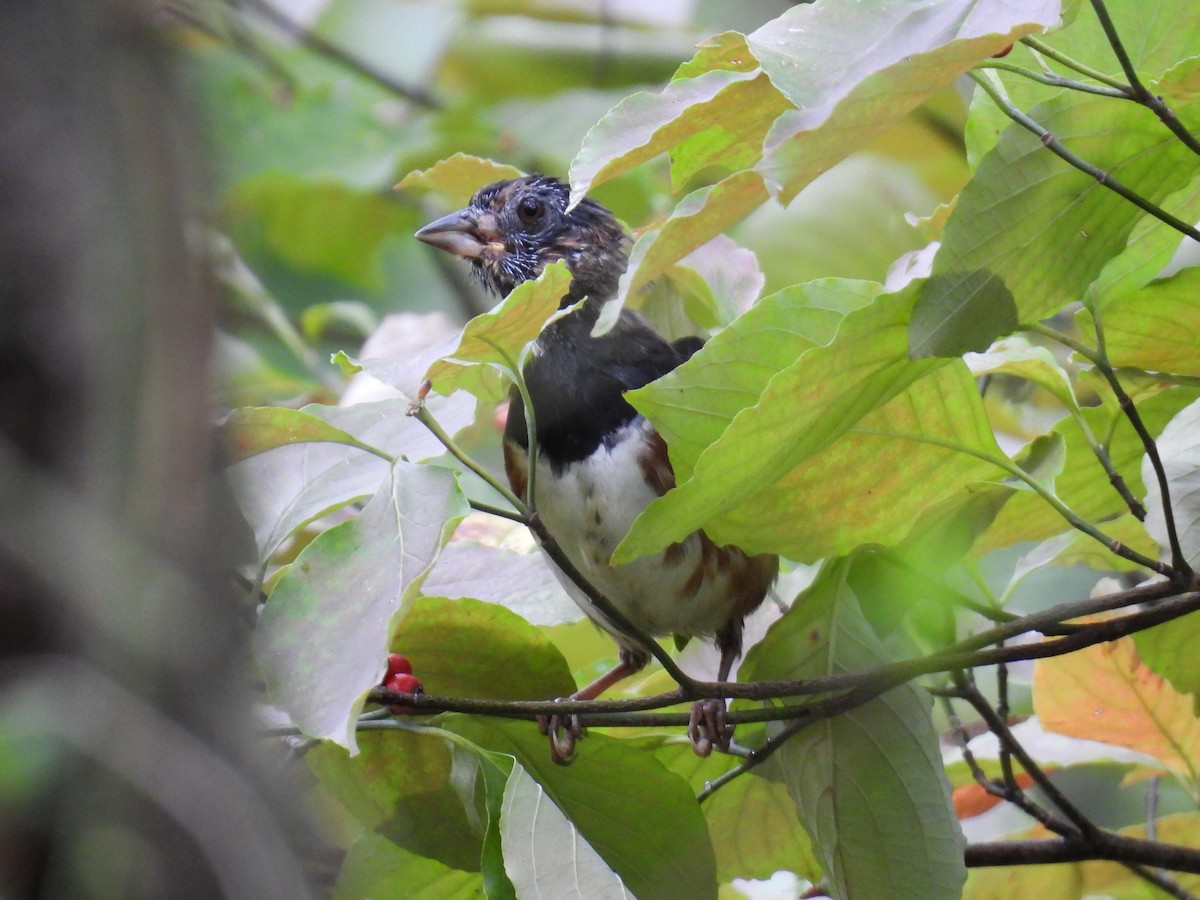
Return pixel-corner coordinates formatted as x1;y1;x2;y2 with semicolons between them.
505;307;688;470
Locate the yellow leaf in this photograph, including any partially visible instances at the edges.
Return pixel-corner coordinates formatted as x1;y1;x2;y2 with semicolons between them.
1034;633;1200;787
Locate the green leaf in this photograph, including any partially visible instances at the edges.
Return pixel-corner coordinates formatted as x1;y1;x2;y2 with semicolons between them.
255;461;468;750
570;0;1054;206
1136;614;1200;705
421;542;581;627
308;729;455;830
333;832;484;900
909;270;1018;358
633;278;880;482
964;335;1079;410
965;0;1200;161
979;386;1200;552
426;261;573;395
914;92;1200;356
499;763;631;898
1079;267;1200;374
604;171;771;316
573;0;1057;310
648;234;765;331
1142;396;1200;569
646;739;821;885
225;175;410;291
1088;171;1200;304
751;0;1058;204
396;154;524;206
569;64;787;198
618;289;1003;563
221;407;383;463
392;596;577;702
443;717;717;900
227;393;476;562
190;46;409;190
1013;431;1067;492
478;746;519;900
740;557;967;900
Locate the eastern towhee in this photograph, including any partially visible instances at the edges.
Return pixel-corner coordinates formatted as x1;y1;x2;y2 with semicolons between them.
417;175;777;760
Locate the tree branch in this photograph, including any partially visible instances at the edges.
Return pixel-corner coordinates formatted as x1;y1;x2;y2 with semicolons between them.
1019;35;1130;90
966;837;1200;878
968;70;1200;246
360;584;1199;727
1088;0;1200;159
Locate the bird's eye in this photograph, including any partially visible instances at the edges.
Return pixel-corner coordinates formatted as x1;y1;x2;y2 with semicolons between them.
516;195;545;226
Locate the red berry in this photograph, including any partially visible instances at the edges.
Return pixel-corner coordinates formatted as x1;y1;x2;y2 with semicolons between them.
384;653;413;680
991;43;1013;58
383;671;424;714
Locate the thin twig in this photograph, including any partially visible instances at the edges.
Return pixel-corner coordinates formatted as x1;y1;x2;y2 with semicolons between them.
975;60;1130;99
955;674;1098;838
1030;323;1195;580
1088;0;1200;159
409;404;527;513
358;585;1200;731
969;70;1200;246
238;0;441;108
163;2;300;89
1020;35;1130;90
994;661;1017;794
1067;405;1148;520
854;426;1171;576
469;499;526;523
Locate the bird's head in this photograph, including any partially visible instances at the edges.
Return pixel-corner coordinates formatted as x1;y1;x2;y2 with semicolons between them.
415;174;629;304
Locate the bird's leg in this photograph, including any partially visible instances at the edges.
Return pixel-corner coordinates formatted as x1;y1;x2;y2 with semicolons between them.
540;647;647;765
688;633;739;757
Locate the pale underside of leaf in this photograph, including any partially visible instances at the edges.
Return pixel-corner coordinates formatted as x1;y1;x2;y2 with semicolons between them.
255;460;468;751
500;764;632;900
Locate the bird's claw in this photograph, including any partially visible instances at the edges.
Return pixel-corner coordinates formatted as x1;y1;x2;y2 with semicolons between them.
538;703;584;766
688;698;733;758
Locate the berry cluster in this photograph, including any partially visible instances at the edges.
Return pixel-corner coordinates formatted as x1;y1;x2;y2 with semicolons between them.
382;653;424;714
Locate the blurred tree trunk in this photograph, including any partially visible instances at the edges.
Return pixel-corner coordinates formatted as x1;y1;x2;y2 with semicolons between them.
0;2;313;896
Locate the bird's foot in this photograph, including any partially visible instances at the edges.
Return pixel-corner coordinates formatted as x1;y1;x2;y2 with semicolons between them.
538;704;585;766
688;698;733;758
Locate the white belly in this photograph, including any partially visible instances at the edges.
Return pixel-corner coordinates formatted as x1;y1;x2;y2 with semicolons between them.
525;420;738;641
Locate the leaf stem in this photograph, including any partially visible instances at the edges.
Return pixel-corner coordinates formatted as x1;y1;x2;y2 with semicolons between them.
1065;405;1147;520
409;404;528;514
975;60;1129;99
1019;35;1129;90
1029;322;1194;580
968;70;1200;246
468;499;527;523
853;427;1171;576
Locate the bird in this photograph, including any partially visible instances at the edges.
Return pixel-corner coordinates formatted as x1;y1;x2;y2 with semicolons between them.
416;174;777;762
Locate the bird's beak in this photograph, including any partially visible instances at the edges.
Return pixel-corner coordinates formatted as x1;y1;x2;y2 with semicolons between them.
415;209;487;259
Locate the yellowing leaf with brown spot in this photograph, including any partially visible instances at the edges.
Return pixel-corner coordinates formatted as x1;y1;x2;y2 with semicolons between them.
1033;633;1200;787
